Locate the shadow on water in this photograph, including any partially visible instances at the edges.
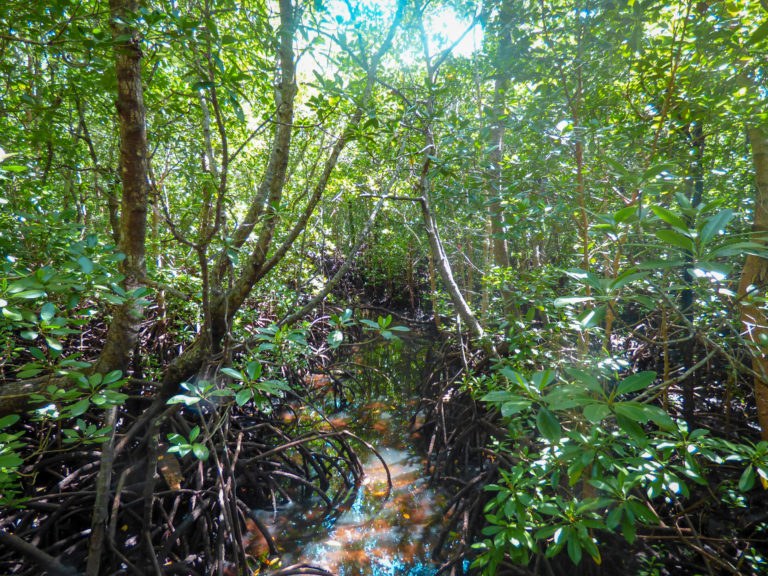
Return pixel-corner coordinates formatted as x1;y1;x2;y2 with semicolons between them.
262;333;447;576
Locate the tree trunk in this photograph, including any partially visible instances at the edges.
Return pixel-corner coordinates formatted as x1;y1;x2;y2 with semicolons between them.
87;1;149;572
92;0;149;375
738;126;768;441
208;0;298;347
486;0;515;318
416;129;486;345
210;0;404;346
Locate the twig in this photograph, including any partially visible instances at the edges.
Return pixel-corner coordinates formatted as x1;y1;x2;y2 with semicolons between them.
0;531;80;576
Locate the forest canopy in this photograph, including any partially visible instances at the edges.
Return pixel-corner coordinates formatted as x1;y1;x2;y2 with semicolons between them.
2;0;768;575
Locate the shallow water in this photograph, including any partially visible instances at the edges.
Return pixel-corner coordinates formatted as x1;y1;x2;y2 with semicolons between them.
264;336;444;575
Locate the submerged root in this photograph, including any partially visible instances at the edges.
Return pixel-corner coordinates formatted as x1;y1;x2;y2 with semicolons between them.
0;389;367;576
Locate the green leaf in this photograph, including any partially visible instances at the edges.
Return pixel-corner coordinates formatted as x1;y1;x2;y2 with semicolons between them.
69;398;90;417
40;302;56;322
554;296;595;308
167;432;185;445
641;405;675;431
536;407;561;443
739;465;756;491
642;163;675;181
29;348;46;361
328;330;343;348
77;256;94;274
102;370;123;384
481;390;516;403
192;443;210;461
0;453;23;467
617;371;656;395
603;157;630;177
45;336;63;351
613;206;639;223
20;330;38;340
566;369;603;393
655;229;694;252
614;402;649;422
747;20;768;46
699;209;733;246
236;388;252;406
189;426;200;442
621;514;637;544
651;205;689;231
606;506;623;530
616;414;647;447
637;259;686;270
220;367;244;381
546;387;592;410
103;293;125;305
16;289;46;299
501;399;531;417
584;403;611;422
102;390;128;404
712;241;768;258
167;444;191;457
578;305;606;329
0;414;20;428
609;271;649;292
17;367;42;378
257;379;292;394
167;394;201;406
567;532;582;565
625;501;658;524
245;361;261;380
531;370;556;390
2;307;23;321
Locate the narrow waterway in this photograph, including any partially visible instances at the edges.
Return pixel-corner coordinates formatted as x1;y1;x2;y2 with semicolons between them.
263;333;446;576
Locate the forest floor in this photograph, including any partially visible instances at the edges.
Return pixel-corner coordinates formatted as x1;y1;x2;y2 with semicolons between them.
1;288;768;575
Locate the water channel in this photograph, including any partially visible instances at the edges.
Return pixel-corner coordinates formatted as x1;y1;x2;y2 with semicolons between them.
262;332;449;576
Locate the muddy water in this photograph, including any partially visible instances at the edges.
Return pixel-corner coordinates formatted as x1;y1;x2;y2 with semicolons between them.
264;335;444;575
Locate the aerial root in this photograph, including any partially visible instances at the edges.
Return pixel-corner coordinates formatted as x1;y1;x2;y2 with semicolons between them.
1;395;367;575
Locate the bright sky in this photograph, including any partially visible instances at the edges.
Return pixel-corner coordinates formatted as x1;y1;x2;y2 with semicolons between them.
324;0;483;59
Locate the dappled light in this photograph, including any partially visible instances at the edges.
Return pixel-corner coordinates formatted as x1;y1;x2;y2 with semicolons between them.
2;0;768;575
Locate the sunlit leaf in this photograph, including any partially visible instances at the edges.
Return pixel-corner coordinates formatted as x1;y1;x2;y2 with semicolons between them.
40;302;56;322
747;20;768;46
192;443;209;461
699;209;733;245
617;371;656;395
655;229;694;252
651;205;688;231
220;367;244;381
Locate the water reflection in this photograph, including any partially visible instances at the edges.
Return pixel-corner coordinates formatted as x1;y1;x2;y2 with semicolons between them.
263;410;441;576
263;335;443;575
